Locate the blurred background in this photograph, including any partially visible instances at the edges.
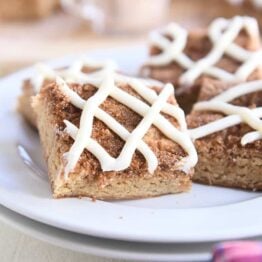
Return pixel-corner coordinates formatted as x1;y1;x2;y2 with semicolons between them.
0;0;261;76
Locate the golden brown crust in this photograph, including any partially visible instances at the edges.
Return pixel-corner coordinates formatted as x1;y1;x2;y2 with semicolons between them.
33;81;193;199
187;79;262;190
142;27;262;113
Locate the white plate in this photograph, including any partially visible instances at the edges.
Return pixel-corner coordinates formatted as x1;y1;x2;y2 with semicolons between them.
0;46;262;243
0;204;215;262
2;205;262;262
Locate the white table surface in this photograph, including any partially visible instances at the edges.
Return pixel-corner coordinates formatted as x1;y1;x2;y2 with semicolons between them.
0;221;129;262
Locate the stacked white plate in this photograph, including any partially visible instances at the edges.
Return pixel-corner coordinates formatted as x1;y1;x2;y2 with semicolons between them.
0;46;261;261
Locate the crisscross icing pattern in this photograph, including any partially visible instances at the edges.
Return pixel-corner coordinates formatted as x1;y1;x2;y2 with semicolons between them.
145;16;262;87
49;68;198;179
31;59;188;132
189;80;262;145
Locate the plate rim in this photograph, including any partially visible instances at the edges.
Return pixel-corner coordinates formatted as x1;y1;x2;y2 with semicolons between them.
0;204;213;262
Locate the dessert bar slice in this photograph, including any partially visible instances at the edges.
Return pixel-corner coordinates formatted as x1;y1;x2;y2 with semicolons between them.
32;68;197;199
187;78;262;190
142;16;262;113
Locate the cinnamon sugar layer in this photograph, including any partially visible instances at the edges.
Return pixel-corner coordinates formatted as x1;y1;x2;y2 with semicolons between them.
40;81;190;179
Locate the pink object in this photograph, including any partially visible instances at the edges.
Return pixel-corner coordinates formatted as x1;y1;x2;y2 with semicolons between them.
213;241;262;262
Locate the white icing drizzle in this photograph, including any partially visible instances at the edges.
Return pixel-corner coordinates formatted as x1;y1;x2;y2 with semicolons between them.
62;70;116;178
242;131;262;145
58;76;158;176
31;59;118;93
190;80;262;145
145;16;262;87
53;71;197;178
